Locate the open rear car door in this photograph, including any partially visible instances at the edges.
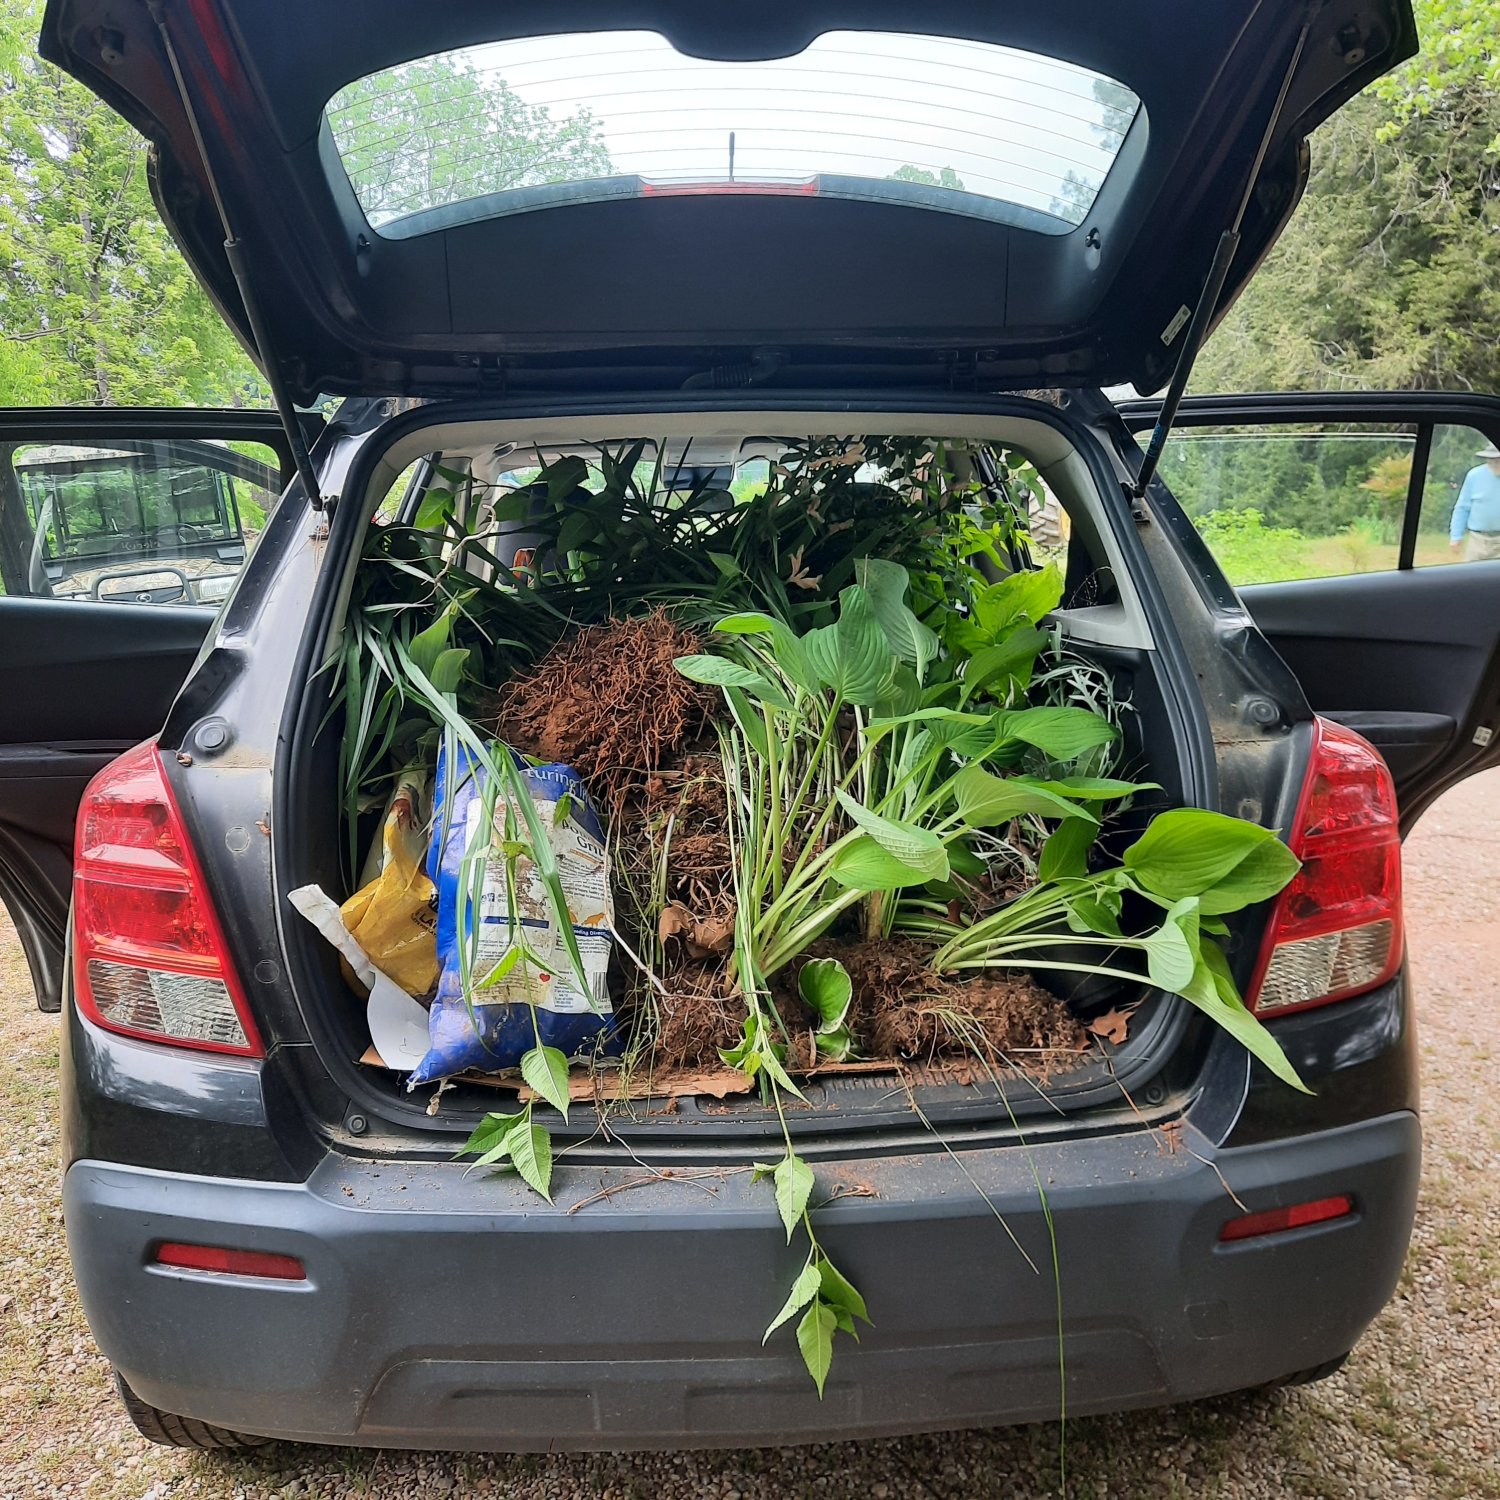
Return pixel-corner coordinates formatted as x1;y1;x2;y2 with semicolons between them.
0;408;307;1009
1119;391;1500;830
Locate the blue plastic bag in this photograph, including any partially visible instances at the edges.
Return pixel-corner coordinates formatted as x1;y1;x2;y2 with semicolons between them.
407;744;617;1085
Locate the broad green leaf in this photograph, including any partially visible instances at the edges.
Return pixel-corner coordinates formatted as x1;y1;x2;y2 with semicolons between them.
952;764;1097;827
507;1121;554;1201
714;611;781;635
833;788;949;879
947;839;988;880
1065;893;1123;937
1124;809;1299;908
993;706;1119;761
799;957;853;1031
459;1110;522;1161
854;558;938;680
520;1045;572;1120
724;687;771;759
802;586;898;707
763;1261;822;1343
817;1258;871;1326
875;664;922;718
414;487;455;531
1179;945;1309;1093
1038;817;1099;881
475;944;523;990
543;454;588;503
973;564;1065;637
674;654;786;706
814;1024;854;1062
773;1152;815;1243
555;507;601;557
828;836;946;891
1024;776;1156;801
960;626;1049;705
1141;898;1200;991
721;1016;761;1074
870;706;990;740
713;611;818;695
428;646;470;696
797;1301;839;1398
1197;837;1303;915
406;606;455;680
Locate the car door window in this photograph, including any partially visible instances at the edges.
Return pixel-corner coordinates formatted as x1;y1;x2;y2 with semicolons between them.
1156;423;1417;586
0;437;281;606
1417;425;1500;567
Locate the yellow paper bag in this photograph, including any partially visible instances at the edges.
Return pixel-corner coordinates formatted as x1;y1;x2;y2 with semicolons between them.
340;772;438;999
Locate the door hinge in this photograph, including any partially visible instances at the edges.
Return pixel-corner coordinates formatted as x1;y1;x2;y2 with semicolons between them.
476;356;508;395
947;351;981;392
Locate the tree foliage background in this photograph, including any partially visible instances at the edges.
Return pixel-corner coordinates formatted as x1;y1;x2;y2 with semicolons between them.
0;0;259;404
0;0;1495;407
1194;0;1500;394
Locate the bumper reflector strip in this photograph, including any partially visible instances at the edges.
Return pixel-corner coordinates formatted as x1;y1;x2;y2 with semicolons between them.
153;1243;306;1280
1219;1194;1354;1243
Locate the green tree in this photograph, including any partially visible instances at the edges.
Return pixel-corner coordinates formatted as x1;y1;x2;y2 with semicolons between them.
327;54;613;226
1196;0;1500;395
1373;0;1500;151
888;164;966;192
0;0;261;405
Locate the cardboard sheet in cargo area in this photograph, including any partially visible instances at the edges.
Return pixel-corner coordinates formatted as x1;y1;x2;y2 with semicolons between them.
357;1045;903;1102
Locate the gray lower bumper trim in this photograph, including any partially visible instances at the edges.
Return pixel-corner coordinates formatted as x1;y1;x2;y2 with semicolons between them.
65;1111;1419;1450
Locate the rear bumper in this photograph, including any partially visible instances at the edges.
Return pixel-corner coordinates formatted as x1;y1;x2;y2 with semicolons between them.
64;1110;1420;1451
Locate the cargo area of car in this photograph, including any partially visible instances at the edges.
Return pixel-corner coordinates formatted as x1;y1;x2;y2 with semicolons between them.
273;406;1215;1146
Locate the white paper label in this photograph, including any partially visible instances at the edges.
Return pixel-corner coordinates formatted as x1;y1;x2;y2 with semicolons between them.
464;792;614;1015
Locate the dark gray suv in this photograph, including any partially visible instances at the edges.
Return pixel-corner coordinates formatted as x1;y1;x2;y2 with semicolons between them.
4;0;1499;1454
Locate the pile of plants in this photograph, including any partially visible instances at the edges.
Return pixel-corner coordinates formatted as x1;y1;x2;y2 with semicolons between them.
329;434;1304;1393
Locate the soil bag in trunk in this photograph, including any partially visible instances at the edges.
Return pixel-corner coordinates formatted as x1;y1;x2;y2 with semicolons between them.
408;745;618;1086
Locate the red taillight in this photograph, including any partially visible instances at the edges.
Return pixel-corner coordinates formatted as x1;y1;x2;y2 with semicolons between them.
73;741;262;1056
1247;718;1402;1017
153;1242;305;1280
1219;1194;1354;1243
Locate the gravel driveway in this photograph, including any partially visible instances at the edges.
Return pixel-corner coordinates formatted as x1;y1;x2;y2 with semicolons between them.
3;773;1498;1500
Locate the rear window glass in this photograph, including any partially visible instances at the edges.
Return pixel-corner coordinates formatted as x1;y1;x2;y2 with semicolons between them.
326;31;1139;238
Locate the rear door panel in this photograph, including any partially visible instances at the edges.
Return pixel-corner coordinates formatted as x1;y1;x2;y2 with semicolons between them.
1119;392;1500;826
1240;566;1500;789
0;408;301;1009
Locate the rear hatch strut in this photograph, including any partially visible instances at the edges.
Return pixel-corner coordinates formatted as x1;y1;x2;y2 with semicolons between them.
1132;6;1315;501
146;0;325;511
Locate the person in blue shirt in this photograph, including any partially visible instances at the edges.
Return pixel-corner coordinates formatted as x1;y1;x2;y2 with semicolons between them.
1450;443;1500;561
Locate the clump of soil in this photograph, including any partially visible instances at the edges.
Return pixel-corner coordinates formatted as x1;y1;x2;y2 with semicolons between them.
493;612;1089;1083
495;610;719;811
646;957;744;1072
498;613;744;1066
780;938;1088;1074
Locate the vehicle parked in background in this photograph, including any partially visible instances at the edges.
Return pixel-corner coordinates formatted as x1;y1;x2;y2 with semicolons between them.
7;439;278;606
